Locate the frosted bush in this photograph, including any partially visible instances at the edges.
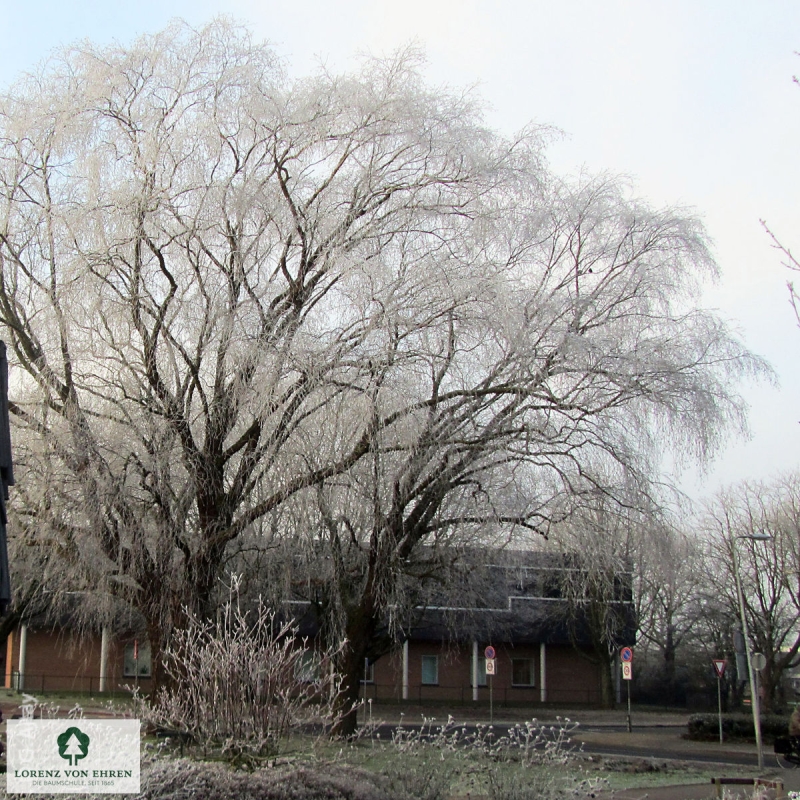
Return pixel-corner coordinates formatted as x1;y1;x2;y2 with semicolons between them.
140;596;347;759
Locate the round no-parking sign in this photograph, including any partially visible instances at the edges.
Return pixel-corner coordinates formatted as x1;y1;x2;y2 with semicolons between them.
620;646;633;663
484;645;496;660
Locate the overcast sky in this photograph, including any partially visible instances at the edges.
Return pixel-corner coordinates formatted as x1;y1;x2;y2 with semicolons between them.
1;0;798;500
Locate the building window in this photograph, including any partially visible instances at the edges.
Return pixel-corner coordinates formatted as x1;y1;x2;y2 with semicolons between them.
295;650;321;683
360;660;375;684
473;657;487;687
511;658;535;687
421;655;439;685
123;640;152;678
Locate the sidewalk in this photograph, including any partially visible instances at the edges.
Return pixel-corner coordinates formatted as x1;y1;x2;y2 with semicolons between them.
577;724;799;799
2;698;796;799
369;705;798;798
603;782;790;800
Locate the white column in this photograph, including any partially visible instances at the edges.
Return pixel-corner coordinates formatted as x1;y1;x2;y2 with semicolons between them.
402;639;409;700
539;642;546;703
472;640;479;701
17;623;27;691
99;626;110;692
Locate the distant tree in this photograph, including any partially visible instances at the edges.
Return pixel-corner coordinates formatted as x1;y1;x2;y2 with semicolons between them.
0;20;765;731
635;520;706;704
701;474;800;711
544;496;642;709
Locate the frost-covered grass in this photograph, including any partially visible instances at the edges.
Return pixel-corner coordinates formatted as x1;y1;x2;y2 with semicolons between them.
0;716;752;800
0;753;747;800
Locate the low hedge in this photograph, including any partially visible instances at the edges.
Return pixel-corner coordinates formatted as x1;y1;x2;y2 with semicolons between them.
687;713;790;742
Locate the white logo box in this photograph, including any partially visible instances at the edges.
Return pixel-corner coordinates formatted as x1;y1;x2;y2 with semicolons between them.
7;719;140;794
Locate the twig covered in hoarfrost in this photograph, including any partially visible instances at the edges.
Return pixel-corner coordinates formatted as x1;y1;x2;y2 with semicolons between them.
390;714;581;766
137;595;350;759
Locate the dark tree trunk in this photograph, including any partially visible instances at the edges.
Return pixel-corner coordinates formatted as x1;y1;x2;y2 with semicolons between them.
663;628;677;704
599;653;616;709
760;663;777;714
331;603;379;737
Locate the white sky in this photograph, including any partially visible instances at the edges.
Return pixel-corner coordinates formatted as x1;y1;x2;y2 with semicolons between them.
1;0;798;500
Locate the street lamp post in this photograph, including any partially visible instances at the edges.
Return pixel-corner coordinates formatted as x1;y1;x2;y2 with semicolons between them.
731;532;771;771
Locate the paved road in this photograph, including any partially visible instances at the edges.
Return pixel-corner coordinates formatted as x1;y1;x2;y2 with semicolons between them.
374;720;790;769
577;732;760;767
371;720;800;798
379;723;737;761
575;724;764;766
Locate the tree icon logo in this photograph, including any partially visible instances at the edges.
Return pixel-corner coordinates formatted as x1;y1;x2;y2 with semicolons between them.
57;727;90;766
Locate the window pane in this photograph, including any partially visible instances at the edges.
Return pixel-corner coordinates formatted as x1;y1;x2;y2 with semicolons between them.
360;660;375;684
421;655;438;685
512;658;533;686
123;641;152;678
295;650;320;682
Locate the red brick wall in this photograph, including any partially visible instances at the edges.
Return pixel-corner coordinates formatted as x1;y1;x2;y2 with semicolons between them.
8;628;152;694
364;640;602;705
544;644;602;705
4;625;602;705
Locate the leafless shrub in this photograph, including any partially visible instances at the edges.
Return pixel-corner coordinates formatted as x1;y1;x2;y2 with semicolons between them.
391;714;582;767
140;596;347;759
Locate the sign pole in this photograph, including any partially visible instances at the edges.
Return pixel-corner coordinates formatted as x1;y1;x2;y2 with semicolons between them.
620;647;633;732
627;679;631;733
712;659;727;744
484;646;496;726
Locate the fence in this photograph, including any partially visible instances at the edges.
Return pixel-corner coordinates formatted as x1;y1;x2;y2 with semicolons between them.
9;671;145;696
360;680;602;706
7;674;601;706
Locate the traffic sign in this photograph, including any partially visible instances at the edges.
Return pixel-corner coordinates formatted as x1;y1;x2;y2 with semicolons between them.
484;646;496;660
622;662;632;681
712;659;727;679
751;652;767;671
485;658;496;675
620;646;633;663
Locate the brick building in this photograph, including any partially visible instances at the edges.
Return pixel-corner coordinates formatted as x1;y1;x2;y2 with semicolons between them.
2;618;152;695
1;551;634;705
298;550;637;706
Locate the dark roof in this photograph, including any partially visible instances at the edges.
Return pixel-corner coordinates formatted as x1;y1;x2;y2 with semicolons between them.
289;549;637;648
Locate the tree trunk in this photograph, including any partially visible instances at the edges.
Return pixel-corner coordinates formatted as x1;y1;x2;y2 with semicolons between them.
145;618;165;699
760;664;777;714
663;629;677;704
331;603;379;737
599;654;616;709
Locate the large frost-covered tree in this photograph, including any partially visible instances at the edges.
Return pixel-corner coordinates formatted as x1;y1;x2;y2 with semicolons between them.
0;20;764;727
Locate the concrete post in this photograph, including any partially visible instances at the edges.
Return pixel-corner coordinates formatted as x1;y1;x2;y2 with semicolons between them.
402;639;409;700
17;623;27;691
472;640;479;701
99;626;110;692
539;642;547;703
